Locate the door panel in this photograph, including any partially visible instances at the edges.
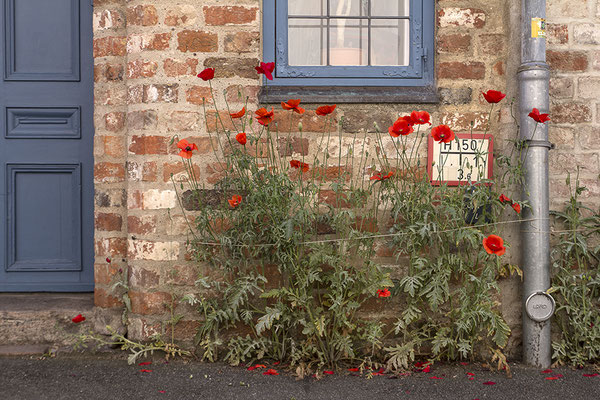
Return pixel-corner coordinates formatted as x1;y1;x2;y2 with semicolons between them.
0;0;94;291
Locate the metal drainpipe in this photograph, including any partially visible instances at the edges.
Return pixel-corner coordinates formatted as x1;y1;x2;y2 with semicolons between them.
518;0;552;368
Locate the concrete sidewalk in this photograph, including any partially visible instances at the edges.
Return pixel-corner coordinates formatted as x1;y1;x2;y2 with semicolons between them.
1;354;599;400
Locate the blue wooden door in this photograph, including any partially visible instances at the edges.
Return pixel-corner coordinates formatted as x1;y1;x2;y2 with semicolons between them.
0;0;94;291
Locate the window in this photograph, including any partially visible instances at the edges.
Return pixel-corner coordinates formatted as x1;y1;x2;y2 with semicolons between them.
261;0;436;103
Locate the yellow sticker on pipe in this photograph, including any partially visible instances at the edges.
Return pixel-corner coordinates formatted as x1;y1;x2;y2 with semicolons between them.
531;18;546;38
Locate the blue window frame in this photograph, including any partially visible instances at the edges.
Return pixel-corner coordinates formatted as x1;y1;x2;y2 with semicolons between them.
261;0;436;103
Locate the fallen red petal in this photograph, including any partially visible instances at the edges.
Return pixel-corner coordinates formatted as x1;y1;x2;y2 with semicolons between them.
541;369;553;374
545;377;559;381
140;369;152;373
422;365;431;373
274;361;280;365
460;362;469;366
263;369;279;375
583;373;599;377
483;381;496;385
158;391;166;394
469;377;475;381
467;372;475;376
323;370;334;375
348;368;360;372
429;376;443;380
139;362;152;366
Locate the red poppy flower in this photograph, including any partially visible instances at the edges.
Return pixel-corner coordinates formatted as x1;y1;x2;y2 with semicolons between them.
177;139;198;159
316;105;337;116
483;381;496;385
263;369;279;375
106;257;111;263
230;107;246;119
255;108;275;126
281;99;305;114
511;203;521;214
370;171;393;181
499;194;512;204
389;118;414;137
483;234;506;256
236;132;247;145
71;314;85;323
482;90;506;104
255;62;275;80
290;160;309;173
323;370;334;375
377;288;391;298
197;68;215;81
139;362;152;366
431;125;455;143
528;108;551;123
228;195;242;208
140;369;152;373
410;111;432;125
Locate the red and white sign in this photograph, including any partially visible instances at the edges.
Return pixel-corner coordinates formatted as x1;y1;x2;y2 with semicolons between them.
427;133;494;186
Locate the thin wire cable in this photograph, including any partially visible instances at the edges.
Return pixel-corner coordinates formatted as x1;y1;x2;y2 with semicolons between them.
188;217;596;248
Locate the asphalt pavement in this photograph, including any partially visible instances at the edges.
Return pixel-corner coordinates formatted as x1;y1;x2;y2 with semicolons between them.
1;353;599;400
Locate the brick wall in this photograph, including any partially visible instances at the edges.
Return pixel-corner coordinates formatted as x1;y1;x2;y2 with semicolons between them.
91;0;594;352
547;0;600;209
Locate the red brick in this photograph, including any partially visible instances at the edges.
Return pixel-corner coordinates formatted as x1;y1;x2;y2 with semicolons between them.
128;215;158;235
94;63;124;82
129;136;169;155
127;59;158;79
94;162;125;183
203;6;257;25
547;51;588;72
163;162;202;183
93;36;126;57
493;61;505;76
172;321;201;341
437;34;471;53
438;8;486;28
127;5;158;26
314;166;351;182
438;62;485;79
165;5;197;26
95;237;128;258
104;111;125;132
318;190;351;208
548;24;569;45
186;86;213;105
203;57;259;79
95;212;123;232
127;33;171;53
479;34;505;55
129;291;172;315
163;58;198;77
278;137;309;157
142;84;179;103
94;9;125;31
94;287;123;308
177;30;218;53
224;31;260;53
128;110;158;130
95;86;127;106
205;110;237;132
551;102;592;124
205;162;231;185
165;265;198;286
94;263;121;286
225;85;260;103
127;161;158;182
129;267;160;289
166;111;200;132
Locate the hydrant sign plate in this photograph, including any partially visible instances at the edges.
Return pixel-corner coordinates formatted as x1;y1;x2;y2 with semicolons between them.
427;133;494;186
525;292;555;322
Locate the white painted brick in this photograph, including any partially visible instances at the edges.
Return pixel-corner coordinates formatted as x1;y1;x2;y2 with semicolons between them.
128;239;180;261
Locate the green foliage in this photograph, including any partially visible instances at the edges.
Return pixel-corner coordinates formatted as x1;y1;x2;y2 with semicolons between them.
175;86;522;373
550;171;600;366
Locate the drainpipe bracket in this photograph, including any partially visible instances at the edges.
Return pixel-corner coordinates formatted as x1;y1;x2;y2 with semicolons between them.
518;62;550;73
524;139;553;149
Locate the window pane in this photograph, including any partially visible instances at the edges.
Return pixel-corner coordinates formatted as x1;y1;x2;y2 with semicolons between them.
329;0;367;17
288;0;326;16
371;19;409;66
288;19;326;66
370;0;409;17
329;18;368;65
